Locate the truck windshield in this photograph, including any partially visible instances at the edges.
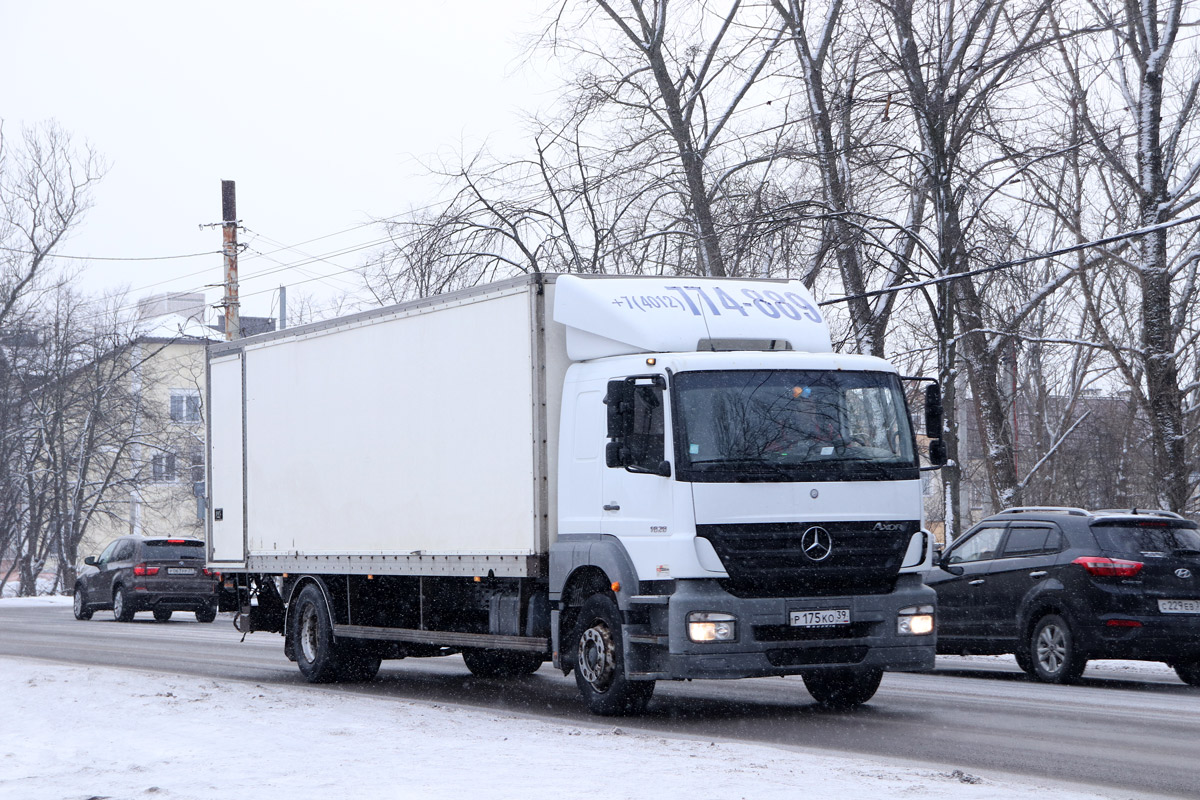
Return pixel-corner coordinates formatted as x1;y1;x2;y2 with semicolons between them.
674;369;918;482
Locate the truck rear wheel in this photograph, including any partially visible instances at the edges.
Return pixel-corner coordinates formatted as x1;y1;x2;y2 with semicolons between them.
291;584;344;683
336;642;382;682
572;594;654;716
802;667;883;708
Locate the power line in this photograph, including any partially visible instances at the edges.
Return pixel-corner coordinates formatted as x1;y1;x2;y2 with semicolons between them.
819;211;1200;307
0;245;223;262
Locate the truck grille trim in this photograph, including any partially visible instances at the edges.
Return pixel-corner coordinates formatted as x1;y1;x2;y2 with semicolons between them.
697;520;917;598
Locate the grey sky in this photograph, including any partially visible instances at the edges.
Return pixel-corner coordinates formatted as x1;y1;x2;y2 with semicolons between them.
1;1;548;320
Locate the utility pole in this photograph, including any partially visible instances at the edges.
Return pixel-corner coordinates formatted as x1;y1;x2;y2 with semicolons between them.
221;180;240;340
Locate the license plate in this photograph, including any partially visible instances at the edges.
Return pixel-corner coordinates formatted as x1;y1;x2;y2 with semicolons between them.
1158;599;1200;614
790;608;851;627
167;567;195;576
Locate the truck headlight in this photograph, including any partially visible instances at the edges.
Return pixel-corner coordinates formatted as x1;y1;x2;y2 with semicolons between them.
897;605;935;636
687;611;737;642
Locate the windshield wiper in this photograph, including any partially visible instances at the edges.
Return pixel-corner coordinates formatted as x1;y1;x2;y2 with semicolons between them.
689;458;794;478
816;458;901;479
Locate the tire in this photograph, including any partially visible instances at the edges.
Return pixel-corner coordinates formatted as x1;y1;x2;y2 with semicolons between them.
462;648;543;678
572;594;654;716
153;608;173;622
802;667;883;709
290;584;344;683
1030;614;1087;683
1014;637;1035;675
112;585;135;622
337;642;383;682
1173;661;1200;687
194;604;216;624
73;586;93;620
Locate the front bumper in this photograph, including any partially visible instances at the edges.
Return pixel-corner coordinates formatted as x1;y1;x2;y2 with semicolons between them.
623;573;936;679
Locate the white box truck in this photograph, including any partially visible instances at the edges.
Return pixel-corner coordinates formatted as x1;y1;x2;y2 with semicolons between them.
206;273;941;715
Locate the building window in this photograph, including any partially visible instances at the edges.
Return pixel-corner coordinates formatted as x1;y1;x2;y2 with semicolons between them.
152;453;177;482
190;450;205;485
170;390;202;423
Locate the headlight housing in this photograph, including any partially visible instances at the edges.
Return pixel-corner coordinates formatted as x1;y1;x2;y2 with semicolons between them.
897;604;935;636
687;611;737;642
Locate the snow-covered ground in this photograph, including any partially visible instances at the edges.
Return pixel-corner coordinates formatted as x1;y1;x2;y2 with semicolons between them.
0;598;1171;800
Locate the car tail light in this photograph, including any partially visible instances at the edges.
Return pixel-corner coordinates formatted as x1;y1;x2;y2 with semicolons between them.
1072;556;1143;577
1106;619;1143;627
133;563;159;576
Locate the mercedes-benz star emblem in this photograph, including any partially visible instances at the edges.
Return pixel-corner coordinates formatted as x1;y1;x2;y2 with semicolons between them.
801;526;833;562
1177;568;1193;580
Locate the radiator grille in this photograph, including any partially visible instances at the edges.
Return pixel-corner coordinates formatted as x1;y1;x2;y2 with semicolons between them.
697;520;918;598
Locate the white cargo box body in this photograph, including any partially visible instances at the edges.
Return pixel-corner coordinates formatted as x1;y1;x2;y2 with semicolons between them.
207;276;569;578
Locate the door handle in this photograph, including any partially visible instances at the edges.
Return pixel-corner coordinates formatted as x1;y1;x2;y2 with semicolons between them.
603;503;621;511
968;578;986;586
1029;571;1048;579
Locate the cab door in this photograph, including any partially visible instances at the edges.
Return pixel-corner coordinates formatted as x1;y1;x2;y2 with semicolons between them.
600;376;675;542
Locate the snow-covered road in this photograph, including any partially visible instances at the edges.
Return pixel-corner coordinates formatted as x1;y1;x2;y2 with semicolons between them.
0;654;1158;800
1;596;1193;799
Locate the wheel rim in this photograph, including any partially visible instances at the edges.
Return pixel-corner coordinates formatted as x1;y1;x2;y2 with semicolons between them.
300;603;320;663
577;621;615;692
1036;623;1067;675
113;590;123;618
74;591;84;616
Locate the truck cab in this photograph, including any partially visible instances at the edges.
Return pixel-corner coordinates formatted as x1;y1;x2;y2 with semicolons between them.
548;277;936;713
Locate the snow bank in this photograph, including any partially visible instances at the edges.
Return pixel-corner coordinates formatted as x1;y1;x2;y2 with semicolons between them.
0;657;1145;800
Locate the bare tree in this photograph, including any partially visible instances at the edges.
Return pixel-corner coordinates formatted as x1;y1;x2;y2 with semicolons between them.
1050;0;1200;512
0;121;104;594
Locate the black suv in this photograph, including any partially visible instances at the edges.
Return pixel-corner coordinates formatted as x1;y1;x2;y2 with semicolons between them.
928;507;1200;685
73;536;218;622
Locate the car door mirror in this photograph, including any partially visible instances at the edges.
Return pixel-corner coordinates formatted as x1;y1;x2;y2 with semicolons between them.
938;553;965;576
84;556;97;567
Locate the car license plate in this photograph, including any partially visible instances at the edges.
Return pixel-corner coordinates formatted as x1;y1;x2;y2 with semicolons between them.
790;608;851;627
167;567;195;576
1158;599;1200;614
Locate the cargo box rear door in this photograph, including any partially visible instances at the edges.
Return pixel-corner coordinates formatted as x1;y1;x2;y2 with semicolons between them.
208;352;246;565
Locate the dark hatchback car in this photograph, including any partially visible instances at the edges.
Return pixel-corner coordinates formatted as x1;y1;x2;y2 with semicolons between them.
73;536;218;622
927;507;1200;685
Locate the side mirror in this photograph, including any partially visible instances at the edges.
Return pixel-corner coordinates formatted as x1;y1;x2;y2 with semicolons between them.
605;441;625;469
937;552;965;576
604;379;635;439
83;556;97;567
928;438;948;466
924;383;943;438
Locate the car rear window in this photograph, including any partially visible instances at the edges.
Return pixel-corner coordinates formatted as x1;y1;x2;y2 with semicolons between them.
1091;523;1200;556
143;540;205;560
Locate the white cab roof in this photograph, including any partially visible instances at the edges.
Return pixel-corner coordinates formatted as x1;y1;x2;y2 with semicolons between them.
553;275;833;361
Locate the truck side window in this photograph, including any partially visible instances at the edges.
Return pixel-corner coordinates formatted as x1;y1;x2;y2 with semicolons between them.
627;384;665;472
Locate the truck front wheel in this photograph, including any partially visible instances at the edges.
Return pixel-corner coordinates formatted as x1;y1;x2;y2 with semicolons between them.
802;666;883;709
572;594;654;716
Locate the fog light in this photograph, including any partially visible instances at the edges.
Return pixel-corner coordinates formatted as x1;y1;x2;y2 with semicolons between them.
897;604;935;636
687;611;737;642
